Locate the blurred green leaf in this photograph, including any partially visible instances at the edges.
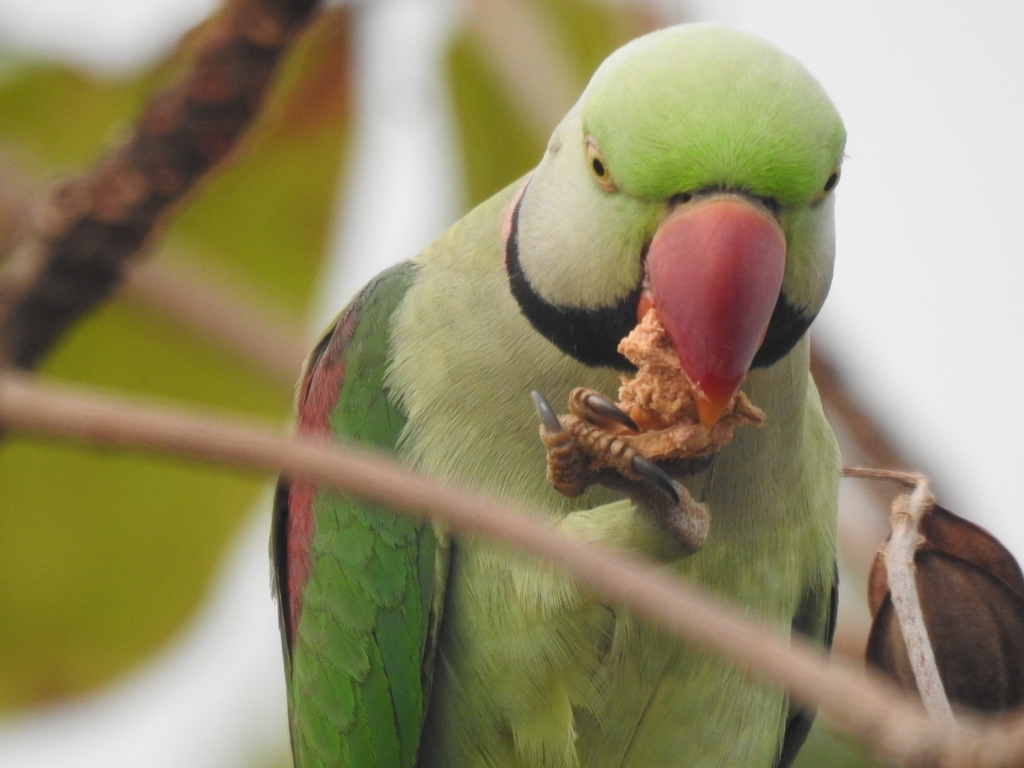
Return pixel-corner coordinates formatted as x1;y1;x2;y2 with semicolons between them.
0;9;351;709
0;64;153;171
447;0;643;207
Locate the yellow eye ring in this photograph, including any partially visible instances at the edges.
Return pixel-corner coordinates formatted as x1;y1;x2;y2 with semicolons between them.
586;137;616;192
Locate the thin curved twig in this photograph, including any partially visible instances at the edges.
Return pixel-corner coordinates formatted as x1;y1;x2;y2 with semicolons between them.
1;371;1022;767
845;467;954;725
887;478;953;723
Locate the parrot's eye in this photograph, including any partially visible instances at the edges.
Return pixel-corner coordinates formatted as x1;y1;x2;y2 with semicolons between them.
585;137;616;191
822;169;840;193
812;167;841;205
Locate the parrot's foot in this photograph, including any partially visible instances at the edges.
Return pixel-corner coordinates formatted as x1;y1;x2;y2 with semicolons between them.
531;389;710;554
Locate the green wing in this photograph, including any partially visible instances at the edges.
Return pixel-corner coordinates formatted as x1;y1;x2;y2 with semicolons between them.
273;262;445;768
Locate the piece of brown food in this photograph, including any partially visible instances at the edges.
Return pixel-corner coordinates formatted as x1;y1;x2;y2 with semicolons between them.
615;308;764;460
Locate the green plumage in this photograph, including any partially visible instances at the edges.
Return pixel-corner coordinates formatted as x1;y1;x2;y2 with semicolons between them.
584;27;845;204
275;23;844;768
278;265;441;768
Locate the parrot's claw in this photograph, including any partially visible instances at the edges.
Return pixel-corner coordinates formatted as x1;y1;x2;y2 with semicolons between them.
530;390;564;433
582;391;640;433
532;387;709;553
630;455;680;506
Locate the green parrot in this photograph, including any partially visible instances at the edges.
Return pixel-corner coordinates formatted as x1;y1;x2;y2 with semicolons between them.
273;22;845;768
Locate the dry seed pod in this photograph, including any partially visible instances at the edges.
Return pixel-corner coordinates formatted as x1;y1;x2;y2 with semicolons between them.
866;504;1024;713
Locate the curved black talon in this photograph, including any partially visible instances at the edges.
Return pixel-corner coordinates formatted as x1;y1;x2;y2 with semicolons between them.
631;455;680;505
584;392;640;432
531;390;564;433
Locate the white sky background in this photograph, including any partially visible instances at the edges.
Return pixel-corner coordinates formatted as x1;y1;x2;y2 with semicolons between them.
0;0;1023;765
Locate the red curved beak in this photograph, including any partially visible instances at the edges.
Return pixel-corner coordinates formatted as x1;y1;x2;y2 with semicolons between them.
645;197;786;428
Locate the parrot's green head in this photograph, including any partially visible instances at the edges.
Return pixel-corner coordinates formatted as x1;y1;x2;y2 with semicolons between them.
506;24;845;426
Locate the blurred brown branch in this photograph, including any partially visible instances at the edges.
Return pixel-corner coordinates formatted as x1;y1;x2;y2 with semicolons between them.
0;156;35;260
0;154;309;392
0;0;322;370
2;370;1024;768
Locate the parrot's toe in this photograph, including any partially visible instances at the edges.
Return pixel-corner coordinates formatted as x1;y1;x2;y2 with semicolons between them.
656;485;710;555
532;390;709;554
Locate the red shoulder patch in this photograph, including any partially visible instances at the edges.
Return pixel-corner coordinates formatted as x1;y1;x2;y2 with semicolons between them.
284;298;362;646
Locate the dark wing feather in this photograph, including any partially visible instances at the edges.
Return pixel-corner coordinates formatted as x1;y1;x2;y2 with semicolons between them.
774;565;839;768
